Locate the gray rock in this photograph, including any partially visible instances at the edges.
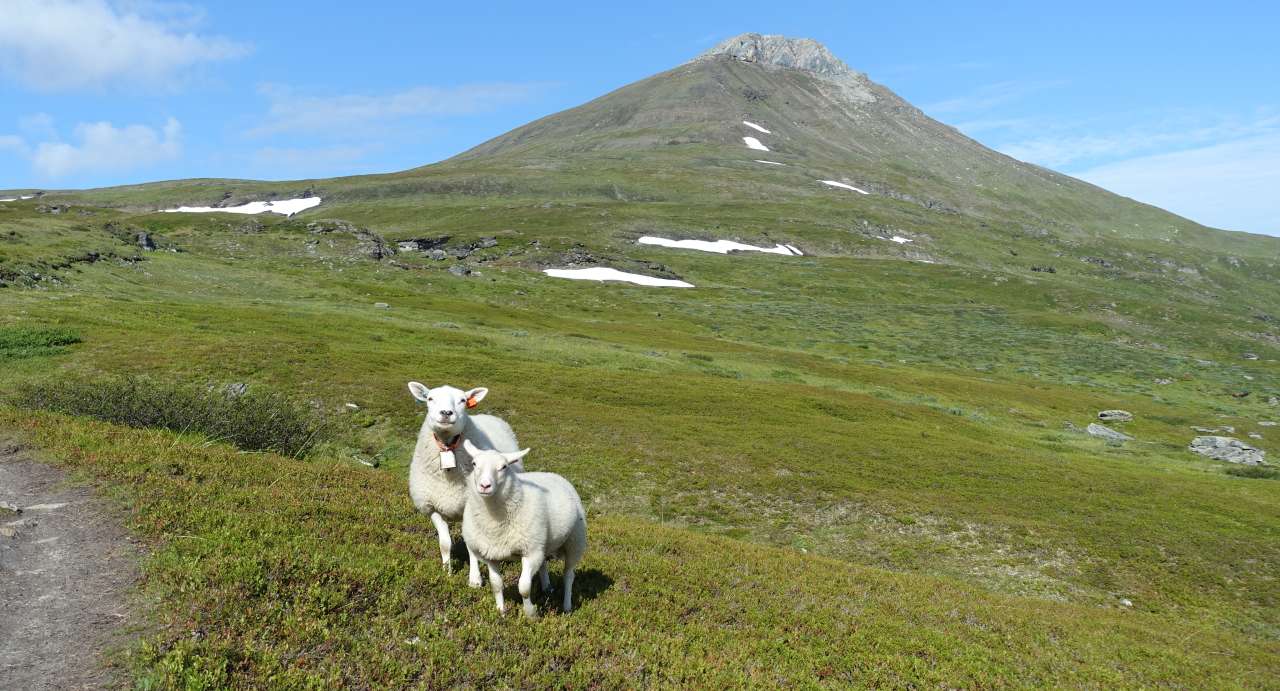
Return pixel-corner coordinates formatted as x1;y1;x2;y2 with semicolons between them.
1097;410;1133;422
136;232;156;251
1188;436;1266;465
1192;425;1234;434
429;249;447;260
1259;421;1277;427
224;382;248;398
1242;352;1259;360
699;33;857;80
1248;433;1263;440
448;265;471;277
478;237;498;249
344;403;360;411
1154;378;1173;385
373;302;389;309
450;247;473;259
1270;397;1280;407
1087;423;1133;442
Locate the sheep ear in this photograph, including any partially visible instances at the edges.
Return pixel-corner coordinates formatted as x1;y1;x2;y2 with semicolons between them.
465;387;488;409
462;438;483;456
407;381;431;402
502;448;530;464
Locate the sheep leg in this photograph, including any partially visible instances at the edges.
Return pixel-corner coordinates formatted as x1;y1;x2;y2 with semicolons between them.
429;512;452;574
539;562;552;593
562;524;586;613
467;545;484;588
485;559;505;613
519;553;543;619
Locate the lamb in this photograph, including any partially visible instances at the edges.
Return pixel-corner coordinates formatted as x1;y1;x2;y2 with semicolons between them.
407;381;522;587
461;439;587;618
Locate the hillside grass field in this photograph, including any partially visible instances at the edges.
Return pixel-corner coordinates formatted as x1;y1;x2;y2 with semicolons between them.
1;186;1278;686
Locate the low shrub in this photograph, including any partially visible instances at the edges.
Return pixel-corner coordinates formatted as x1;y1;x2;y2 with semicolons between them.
11;376;331;458
0;326;81;361
1225;465;1278;480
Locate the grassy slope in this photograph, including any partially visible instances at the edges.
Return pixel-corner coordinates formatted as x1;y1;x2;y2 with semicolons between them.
5;412;1275;688
1;196;1278;685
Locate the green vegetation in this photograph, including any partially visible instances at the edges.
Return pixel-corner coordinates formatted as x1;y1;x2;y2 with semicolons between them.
1;52;1277;686
11;376;331;458
7;411;1276;687
0;325;81;361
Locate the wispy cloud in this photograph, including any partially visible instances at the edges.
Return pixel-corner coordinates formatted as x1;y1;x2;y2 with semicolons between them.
999;113;1280;168
250;145;374;177
1076;133;1280;236
2;118;183;178
0;0;248;91
924;80;1065;116
249;82;550;137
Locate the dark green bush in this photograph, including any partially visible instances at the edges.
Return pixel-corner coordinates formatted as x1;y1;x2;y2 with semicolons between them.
12;376;331;458
0;326;81;361
1225;465;1278;480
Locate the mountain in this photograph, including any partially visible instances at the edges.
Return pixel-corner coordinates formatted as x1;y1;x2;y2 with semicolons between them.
2;34;1278;686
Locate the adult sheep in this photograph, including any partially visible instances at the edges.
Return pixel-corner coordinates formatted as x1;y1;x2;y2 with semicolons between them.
407;381;522;587
461;439;587;618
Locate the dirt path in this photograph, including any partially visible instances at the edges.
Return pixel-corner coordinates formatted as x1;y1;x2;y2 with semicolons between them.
0;441;141;690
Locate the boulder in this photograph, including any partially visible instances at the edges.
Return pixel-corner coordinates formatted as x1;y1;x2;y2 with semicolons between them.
448;265;471;277
1087;423;1132;442
1188;436;1266;465
429;249;447;260
1242;353;1259;360
1097;410;1133;422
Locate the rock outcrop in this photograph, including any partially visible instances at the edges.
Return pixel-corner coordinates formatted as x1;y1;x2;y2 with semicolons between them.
1188;436;1266;465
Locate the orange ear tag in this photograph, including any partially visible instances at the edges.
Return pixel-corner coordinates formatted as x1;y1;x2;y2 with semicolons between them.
466;396;478;409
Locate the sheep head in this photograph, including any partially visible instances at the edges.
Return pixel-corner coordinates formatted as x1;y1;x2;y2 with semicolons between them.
463;438;528;498
407;381;488;439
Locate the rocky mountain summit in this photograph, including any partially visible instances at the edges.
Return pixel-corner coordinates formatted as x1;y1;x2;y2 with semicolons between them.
698;32;858;80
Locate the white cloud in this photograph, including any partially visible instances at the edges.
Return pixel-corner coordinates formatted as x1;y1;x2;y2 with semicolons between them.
0;0;248;90
30;118;182;177
0;135;29;156
924;80;1065;116
250;82;547;136
999;114;1280;168
1075;133;1280;236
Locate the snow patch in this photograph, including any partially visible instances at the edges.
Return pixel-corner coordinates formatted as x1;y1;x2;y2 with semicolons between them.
0;195;35;202
161;197;322;216
784;244;802;256
638;236;801;256
890;236;913;244
743;137;770;152
743;120;771;134
543;267;694;288
754;160;786;166
820;180;869;194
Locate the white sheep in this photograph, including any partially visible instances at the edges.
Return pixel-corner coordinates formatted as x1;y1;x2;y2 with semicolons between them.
407;381;522;587
461;439;587;618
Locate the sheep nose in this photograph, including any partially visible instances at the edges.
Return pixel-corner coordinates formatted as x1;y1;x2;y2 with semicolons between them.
479;482;492;491
440;410;453;418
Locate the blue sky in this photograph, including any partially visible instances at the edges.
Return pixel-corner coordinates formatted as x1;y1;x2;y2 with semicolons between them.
1;1;1276;235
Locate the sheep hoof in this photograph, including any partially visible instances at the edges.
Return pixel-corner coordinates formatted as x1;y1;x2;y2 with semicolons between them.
468;576;483;589
522;603;539;620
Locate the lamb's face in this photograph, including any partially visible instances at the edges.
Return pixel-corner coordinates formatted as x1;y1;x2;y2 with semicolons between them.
464;440;529;498
407;382;487;438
